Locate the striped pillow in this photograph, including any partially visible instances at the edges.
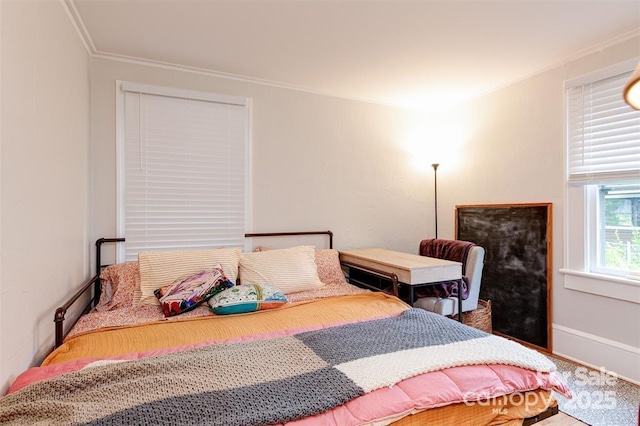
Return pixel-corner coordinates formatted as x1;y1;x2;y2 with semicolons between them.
137;247;241;306
239;245;324;294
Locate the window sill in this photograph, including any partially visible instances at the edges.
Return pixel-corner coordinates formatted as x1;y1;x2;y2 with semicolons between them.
560;269;640;304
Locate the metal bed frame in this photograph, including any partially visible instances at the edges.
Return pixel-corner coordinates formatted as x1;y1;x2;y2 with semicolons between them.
53;231;333;349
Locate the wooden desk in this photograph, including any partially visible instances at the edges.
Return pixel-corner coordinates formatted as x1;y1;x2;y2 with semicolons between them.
339;248;464;322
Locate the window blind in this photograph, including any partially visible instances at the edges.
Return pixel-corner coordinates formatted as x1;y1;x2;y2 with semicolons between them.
120;88;248;262
566;64;640;184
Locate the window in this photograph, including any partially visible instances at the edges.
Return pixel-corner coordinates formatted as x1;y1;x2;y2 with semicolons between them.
116;82;250;262
565;59;640;279
594;184;640;274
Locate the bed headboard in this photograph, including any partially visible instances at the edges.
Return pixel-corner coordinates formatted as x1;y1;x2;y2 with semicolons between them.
244;230;333;249
54;230;334;349
95;237;126;276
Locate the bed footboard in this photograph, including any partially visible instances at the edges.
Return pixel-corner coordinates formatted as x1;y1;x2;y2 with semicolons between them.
54;275;100;348
53;237;124;349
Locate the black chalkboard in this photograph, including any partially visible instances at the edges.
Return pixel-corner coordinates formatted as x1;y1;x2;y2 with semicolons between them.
455;204;552;351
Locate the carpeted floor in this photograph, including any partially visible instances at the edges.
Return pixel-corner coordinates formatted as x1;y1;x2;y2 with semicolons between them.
547;355;640;426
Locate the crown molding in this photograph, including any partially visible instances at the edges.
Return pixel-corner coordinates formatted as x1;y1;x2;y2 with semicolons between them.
60;0;408;110
564;27;640;63
463;27;640;108
60;0;640;113
92;52;405;110
60;0;95;55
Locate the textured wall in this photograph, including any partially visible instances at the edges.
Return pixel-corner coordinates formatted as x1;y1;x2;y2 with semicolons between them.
0;0;90;395
87;36;640;382
89;58;434;263
441;36;640;382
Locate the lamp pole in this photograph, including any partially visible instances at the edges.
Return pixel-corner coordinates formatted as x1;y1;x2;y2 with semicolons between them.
432;163;439;238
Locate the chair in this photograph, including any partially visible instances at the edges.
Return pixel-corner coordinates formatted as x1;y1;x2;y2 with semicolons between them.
413;240;485;316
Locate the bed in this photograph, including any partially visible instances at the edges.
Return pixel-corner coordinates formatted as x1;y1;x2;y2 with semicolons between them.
0;231;570;425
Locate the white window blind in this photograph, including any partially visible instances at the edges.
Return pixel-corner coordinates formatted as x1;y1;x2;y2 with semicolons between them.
566;62;640;184
119;84;248;262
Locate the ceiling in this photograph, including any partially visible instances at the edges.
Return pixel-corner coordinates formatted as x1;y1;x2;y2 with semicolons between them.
71;0;640;111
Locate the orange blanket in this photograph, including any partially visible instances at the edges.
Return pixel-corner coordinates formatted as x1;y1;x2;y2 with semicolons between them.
44;292;409;366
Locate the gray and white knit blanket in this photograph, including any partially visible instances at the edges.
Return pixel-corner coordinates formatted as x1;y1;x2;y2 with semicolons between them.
0;309;555;425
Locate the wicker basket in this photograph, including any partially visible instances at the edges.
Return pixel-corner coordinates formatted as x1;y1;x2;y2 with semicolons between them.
452;300;492;333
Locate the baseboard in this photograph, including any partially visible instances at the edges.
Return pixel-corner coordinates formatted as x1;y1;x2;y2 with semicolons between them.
552;324;640;385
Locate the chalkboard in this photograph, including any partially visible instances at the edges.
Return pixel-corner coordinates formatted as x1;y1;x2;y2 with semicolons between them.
455;203;552;351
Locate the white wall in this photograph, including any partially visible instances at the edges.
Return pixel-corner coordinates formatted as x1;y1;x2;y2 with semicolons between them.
0;0;4;396
89;58;433;263
0;4;629;393
438;36;640;383
89;37;640;383
0;0;90;395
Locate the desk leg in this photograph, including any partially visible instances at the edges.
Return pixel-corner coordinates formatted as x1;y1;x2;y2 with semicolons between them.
457;279;463;324
409;286;415;307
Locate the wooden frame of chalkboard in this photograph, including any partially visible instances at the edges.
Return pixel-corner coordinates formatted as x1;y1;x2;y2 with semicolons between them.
455;203;552;352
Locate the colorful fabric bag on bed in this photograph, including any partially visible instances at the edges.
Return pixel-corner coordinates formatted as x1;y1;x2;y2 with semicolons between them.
208;283;287;315
154;265;234;317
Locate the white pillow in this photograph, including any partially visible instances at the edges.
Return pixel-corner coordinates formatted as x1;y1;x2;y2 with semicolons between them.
239;245;324;294
137;247;241;306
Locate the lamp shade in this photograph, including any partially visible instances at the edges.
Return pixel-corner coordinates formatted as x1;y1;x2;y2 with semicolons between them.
624;61;640;110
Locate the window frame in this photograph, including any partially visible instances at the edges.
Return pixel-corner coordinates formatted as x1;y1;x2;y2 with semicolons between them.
586;184;631;278
562;60;640;303
114;81;253;262
562;184;640;303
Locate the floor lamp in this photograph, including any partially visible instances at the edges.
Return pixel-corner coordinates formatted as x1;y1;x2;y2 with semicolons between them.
432;163;439;238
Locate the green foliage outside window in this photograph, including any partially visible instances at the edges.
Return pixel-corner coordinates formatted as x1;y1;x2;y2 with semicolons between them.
604;229;640;272
602;185;640;273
